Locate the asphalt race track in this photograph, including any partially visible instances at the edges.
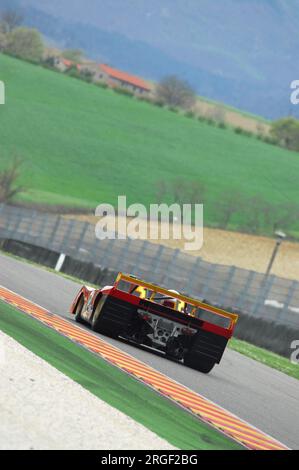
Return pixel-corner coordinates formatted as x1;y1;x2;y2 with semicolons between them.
0;252;298;449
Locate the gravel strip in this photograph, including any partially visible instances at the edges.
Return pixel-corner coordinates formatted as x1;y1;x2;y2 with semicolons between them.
0;330;176;450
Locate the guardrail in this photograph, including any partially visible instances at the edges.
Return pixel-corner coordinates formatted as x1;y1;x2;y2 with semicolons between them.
0;203;298;329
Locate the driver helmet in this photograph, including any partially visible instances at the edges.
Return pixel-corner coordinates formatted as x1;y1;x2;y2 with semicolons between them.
162;289;180;309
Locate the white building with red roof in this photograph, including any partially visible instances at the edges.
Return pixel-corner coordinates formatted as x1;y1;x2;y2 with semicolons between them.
52;54;152;95
98;64;152;95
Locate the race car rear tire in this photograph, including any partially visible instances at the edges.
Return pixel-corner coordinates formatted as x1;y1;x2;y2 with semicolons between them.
165;337;184;361
184;353;215;374
91;296;118;338
74;295;85;324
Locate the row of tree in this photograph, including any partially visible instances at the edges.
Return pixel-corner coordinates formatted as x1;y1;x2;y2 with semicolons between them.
1;159;297;237
154;178;299;235
214;192;299;234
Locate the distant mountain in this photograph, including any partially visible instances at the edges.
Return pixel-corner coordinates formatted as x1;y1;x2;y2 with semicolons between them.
2;0;299;119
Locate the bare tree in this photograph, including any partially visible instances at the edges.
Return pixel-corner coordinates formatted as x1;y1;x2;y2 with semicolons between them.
214;191;244;229
171;177;189;204
241;196;268;234
155;76;196;109
155;180;169;204
0;158;26;203
167;178;206;206
270;202;299;232
260;202;276;231
188;180;206;204
1;9;24;33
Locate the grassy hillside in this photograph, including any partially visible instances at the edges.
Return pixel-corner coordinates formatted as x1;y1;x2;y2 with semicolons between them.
16;0;299;118
0;54;298;233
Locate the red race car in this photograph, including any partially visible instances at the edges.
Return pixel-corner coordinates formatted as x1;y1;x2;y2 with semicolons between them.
70;272;238;374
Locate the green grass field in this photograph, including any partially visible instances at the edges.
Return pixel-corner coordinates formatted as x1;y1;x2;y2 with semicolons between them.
0;53;298;231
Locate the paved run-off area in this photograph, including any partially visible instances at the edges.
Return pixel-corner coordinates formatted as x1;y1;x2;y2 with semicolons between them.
0;330;177;450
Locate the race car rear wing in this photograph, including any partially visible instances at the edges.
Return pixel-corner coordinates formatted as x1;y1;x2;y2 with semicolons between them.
114;272;238;332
